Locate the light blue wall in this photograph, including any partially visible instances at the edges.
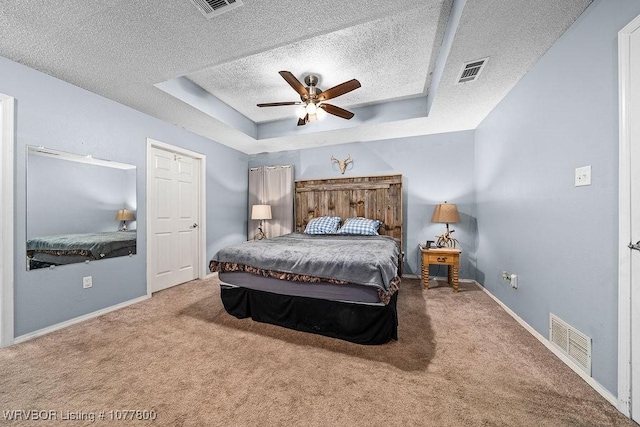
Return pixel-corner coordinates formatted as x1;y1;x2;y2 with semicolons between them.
249;131;476;279
26;154;135;238
1;55;248;336
475;0;640;395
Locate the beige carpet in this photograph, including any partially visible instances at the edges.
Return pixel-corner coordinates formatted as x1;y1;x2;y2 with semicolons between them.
0;277;635;427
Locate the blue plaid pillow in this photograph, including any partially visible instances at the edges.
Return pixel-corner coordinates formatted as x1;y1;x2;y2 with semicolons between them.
303;216;341;234
337;217;382;235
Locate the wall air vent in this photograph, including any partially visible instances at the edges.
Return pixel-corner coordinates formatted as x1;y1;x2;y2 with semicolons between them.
189;0;243;18
549;313;591;375
456;58;489;84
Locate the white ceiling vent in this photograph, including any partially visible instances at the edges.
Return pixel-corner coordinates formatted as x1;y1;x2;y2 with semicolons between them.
189;0;243;18
549;313;591;375
456;58;489;84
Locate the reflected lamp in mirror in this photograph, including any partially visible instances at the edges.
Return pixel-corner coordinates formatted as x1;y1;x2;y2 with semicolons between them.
251;204;272;240
431;201;460;248
116;209;135;231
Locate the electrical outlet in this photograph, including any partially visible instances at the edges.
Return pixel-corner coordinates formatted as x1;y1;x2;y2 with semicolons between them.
82;276;92;289
510;274;518;289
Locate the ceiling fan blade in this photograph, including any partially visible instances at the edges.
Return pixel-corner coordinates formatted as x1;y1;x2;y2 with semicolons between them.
279;71;309;100
257;102;302;107
297;115;307;126
317;79;361;101
320;103;355;120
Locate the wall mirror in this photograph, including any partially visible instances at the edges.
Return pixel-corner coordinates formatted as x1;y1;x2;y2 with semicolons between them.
26;146;137;270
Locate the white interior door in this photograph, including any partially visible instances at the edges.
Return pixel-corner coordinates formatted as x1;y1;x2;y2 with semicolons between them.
148;145;200;293
630;19;640;423
620;13;640;422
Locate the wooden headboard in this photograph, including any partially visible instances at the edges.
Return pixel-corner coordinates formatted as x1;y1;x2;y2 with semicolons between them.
294;174;403;244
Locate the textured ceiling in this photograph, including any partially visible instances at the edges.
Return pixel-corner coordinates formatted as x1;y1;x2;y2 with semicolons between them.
187;3;446;123
0;0;592;154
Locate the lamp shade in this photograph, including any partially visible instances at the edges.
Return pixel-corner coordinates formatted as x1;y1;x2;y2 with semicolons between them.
251;204;272;220
431;202;460;224
115;209;135;221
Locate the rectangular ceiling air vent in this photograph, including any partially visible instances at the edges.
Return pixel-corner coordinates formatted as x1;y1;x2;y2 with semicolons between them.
189;0;243;18
456;58;489;84
549;313;592;375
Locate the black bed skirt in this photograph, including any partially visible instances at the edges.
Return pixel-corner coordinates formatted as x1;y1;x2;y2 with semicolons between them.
220;285;398;345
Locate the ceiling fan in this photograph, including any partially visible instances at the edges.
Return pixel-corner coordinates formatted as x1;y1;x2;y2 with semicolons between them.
257;71;361;126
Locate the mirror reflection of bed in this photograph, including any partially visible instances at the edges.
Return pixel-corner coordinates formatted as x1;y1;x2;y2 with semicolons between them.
26;146;137;270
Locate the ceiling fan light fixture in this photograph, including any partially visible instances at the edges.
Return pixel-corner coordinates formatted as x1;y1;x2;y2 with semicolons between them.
305;102;317;115
316;106;327;120
296;106;307;119
307;113;318;122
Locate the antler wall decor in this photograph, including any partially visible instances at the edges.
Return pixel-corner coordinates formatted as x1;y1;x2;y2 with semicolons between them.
331;154;353;174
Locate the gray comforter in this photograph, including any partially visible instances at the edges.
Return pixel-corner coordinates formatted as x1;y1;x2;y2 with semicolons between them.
210;233;400;292
26;231;137;259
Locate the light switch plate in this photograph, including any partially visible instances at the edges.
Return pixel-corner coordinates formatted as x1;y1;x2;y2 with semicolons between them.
575;165;591;187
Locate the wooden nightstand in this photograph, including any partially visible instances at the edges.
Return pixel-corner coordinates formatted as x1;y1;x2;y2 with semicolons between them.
420;247;461;292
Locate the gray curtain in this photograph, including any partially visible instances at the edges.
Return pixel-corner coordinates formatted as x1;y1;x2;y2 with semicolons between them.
248;165;294;240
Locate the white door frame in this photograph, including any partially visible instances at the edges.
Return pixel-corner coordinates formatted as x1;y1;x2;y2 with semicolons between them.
0;94;15;348
617;13;640;418
146;138;206;296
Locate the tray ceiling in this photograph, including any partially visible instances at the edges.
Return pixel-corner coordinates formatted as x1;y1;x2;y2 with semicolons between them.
0;0;592;154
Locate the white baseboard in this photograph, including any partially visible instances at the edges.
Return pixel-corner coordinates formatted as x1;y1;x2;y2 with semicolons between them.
13;295;150;345
205;271;218;279
477;282;617;407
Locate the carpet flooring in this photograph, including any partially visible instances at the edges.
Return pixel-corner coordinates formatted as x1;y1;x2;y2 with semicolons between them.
0;277;636;426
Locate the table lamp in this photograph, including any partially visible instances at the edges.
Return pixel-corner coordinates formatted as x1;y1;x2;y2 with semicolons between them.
115;209;135;231
431;202;460;247
251;204;272;240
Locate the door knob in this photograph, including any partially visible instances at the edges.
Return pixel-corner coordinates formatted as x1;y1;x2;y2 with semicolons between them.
629;241;640;251
189;223;199;229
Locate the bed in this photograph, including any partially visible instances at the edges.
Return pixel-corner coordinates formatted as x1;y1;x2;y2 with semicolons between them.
26;230;137;270
210;174;403;345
